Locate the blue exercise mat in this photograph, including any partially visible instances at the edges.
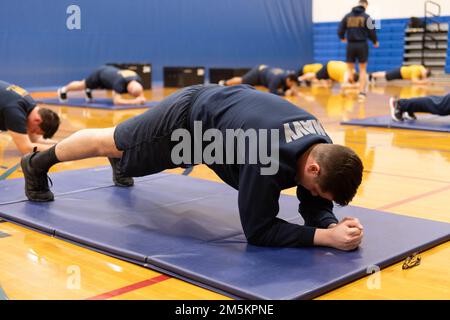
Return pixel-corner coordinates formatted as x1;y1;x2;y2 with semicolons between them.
341;115;450;132
0;168;448;299
37;98;159;110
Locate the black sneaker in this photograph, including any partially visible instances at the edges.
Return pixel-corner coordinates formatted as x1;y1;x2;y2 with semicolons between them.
84;88;93;102
21;152;54;202
57;88;67;103
108;158;134;187
389;97;403;122
358;92;367;101
403;111;417;121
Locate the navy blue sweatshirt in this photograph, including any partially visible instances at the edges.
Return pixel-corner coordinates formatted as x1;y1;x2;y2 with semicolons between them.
0;80;36;134
260;67;295;96
189;85;338;247
96;66;143;94
338;6;378;43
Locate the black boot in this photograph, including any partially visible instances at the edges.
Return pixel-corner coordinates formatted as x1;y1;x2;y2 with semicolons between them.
108;158;134;187
21;152;54;202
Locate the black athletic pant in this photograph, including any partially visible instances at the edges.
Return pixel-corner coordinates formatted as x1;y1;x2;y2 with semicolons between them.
398;94;450;116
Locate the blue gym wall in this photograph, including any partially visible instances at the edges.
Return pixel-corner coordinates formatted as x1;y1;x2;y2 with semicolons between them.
0;0;313;88
314;16;450;73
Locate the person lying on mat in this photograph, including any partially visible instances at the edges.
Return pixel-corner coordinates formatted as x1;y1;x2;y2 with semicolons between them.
21;84;364;251
57;65;146;106
369;65;431;85
389;93;450;122
0;80;60;154
297;63;323;87
298;61;359;89
218;65;300;96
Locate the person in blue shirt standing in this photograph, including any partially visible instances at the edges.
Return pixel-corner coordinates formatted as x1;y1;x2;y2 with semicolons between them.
338;0;379;100
21;84;364;251
219;65;299;96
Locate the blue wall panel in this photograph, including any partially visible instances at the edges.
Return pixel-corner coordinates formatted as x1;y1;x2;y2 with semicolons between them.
314;16;450;74
313;18;409;72
0;0;313;87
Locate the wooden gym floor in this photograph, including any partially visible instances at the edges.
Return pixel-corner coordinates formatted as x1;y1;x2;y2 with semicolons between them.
0;83;449;300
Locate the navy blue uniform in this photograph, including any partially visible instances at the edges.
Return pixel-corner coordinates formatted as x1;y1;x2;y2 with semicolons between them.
338;6;377;63
85;65;143;94
385;68;403;81
398;94;450;116
242;65;295;96
0;81;36;134
115;84;337;247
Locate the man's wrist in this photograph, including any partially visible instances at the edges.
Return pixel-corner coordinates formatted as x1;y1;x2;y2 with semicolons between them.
313;228;331;247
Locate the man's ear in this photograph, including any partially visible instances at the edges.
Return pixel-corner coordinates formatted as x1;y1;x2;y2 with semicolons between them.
307;163;321;176
32;111;43;124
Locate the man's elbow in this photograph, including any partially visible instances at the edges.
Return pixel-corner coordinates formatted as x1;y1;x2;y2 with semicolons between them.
246;230;274;247
246;234;266;246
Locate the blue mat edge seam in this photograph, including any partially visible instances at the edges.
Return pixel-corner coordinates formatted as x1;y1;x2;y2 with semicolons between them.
36;99;157;110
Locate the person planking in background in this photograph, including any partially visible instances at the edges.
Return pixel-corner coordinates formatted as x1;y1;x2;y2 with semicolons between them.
389;93;450;122
297;63;323;87
0;80;60;154
57;65;146;105
219;65;300;96
370;65;432;85
298;61;359;90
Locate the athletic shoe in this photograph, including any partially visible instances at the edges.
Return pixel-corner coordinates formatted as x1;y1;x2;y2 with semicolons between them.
218;80;226;86
57;87;67;103
368;73;375;86
358;92;367;101
108;158;134;187
21;151;54;202
403;111;417;121
84;88;93;102
389;97;403;121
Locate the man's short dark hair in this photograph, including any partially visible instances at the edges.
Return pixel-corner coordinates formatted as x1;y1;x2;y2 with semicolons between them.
286;74;299;85
312;144;363;206
38;108;60;139
359;0;368;5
